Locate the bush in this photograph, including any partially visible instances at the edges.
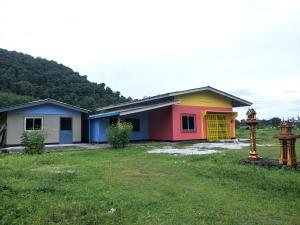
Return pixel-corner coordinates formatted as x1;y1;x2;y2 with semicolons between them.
21;130;46;154
106;123;133;148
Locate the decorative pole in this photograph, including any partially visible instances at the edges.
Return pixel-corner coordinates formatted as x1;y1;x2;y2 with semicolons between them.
278;120;297;166
246;108;261;160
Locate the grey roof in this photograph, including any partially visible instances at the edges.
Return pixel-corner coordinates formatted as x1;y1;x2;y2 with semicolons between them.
97;86;252;112
0;98;90;113
90;100;180;120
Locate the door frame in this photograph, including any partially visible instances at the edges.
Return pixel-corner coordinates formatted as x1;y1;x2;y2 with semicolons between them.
59;117;73;144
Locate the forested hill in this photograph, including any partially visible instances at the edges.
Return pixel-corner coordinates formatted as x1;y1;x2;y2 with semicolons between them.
0;48;130;110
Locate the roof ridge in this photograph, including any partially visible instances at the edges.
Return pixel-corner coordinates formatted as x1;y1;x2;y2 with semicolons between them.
0;98;90;113
96;86;252;112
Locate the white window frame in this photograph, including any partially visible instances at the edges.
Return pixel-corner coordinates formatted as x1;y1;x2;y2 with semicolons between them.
24;117;44;131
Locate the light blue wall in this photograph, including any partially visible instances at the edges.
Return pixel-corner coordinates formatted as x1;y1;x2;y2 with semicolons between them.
91;118;110;142
124;112;149;141
90;111;149;143
11;104;81;115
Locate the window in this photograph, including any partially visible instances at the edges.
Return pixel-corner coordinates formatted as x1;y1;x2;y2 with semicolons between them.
60;118;72;130
109;117;119;125
24;117;43;131
125;118;140;132
181;114;196;132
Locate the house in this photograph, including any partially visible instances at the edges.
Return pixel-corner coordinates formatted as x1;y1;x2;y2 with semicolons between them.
0;99;90;147
89;86;252;142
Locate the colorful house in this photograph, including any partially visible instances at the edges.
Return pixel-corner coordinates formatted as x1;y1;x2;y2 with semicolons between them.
89;86;252;142
0;86;252;147
0;99;90;147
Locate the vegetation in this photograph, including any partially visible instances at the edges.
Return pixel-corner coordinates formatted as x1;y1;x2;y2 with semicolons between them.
0;48;130;110
1;129;300;224
106;123;133;148
238;117;300;129
21;131;46;154
0;92;37;108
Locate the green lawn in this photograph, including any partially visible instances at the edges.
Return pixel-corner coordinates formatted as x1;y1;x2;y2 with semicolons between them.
1;129;300;225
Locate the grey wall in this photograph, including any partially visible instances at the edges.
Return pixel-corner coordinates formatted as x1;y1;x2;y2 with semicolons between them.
6;113;81;146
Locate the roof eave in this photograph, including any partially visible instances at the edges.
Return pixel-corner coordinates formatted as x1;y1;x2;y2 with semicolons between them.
0;99;90;113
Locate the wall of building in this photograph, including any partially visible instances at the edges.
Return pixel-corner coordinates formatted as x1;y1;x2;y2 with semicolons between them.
175;91;232;108
172;105;235;141
172;105;203;141
90;118;110;143
149;106;173;141
6;104;82;146
90;111;150;143
123;112;149;141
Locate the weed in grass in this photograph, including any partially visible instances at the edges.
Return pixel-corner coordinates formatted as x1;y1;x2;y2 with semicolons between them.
28;182;57;194
51;169;77;181
37;157;56;165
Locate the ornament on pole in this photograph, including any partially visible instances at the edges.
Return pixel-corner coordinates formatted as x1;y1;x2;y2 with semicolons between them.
246;108;261;160
279;120;297;166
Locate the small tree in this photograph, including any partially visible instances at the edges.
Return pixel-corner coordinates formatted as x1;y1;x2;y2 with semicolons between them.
106;123;133;148
21;130;46;154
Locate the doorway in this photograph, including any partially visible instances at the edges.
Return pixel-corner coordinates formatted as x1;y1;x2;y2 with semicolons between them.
59;117;73;144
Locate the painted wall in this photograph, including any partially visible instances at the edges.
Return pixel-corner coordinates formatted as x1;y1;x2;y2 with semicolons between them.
90;111;150;142
6;104;82;145
175;91;232;108
124;112;149;140
6;113;81;145
149;106;173;141
172;105;203;141
11;104;80;115
90;118;110;142
172;105;235;141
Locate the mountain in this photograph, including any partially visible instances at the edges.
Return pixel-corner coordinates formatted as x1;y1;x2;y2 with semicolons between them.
0;48;130;111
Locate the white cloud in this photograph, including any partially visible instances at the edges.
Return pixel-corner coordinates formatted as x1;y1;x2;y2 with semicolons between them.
0;0;300;119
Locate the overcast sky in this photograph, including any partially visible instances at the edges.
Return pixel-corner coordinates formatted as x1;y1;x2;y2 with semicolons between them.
1;0;300;119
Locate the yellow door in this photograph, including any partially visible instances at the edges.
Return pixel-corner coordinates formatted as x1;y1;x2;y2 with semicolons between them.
207;114;230;140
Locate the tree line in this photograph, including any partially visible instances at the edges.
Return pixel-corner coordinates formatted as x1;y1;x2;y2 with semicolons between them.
0;48;131;111
237;117;300;129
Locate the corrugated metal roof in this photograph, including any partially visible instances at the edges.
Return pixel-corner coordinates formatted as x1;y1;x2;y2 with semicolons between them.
96;86;252;112
89;100;180;120
0;98;90;113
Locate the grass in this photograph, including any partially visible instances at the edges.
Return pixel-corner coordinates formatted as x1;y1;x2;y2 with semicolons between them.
1;129;300;225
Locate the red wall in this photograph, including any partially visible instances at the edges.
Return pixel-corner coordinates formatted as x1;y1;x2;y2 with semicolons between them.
149;106;173;140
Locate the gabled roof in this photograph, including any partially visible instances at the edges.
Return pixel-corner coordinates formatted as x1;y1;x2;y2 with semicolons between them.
90;100;180;120
96;86;252;112
0;98;90;113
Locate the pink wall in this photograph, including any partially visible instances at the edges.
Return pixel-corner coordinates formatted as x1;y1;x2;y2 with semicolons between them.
149;106;173;140
172;105;234;141
149;105;235;141
172;105;202;141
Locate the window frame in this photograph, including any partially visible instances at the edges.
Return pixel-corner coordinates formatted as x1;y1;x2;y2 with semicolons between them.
180;114;197;133
24;117;43;131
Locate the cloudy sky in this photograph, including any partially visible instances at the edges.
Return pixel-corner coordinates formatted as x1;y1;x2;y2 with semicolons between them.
1;0;300;119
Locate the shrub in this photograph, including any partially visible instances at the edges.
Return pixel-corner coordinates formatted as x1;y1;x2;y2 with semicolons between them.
106;123;133;148
21;130;46;154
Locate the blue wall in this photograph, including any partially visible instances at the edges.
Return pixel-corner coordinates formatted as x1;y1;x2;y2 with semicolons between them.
91;118;110;142
124;112;149;141
11;104;80;115
90;111;149;142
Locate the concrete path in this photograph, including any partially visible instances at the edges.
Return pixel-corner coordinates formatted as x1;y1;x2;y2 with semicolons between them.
1;143;110;153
